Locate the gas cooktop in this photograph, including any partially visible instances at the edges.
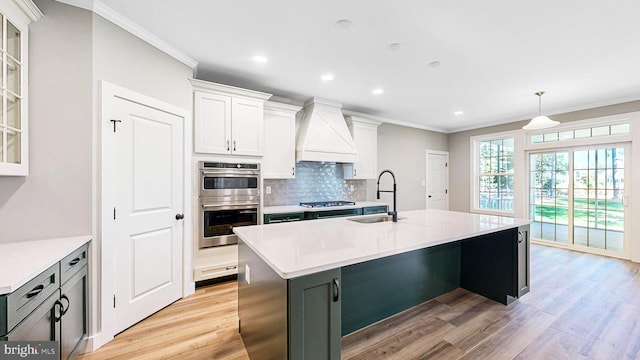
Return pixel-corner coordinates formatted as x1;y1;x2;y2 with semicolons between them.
299;201;356;208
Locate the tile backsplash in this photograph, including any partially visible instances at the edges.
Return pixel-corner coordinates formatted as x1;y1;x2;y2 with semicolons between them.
263;162;367;206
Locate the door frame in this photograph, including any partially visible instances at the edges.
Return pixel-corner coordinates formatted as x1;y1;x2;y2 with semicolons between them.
525;143;631;260
425;149;449;210
97;81;193;348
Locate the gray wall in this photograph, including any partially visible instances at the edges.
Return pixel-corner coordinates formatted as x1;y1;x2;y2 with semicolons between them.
448;100;640;212
0;0;193;244
374;123;448;211
92;14;193;110
0;0;93;243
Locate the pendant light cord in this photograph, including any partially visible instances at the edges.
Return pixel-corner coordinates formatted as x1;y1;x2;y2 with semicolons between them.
536;91;545;116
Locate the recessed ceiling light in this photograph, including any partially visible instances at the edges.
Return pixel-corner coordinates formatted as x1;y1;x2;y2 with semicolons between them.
388;43;402;51
372;88;384;95
321;74;334;81
454;111;464;116
253;55;268;63
336;19;353;30
428;61;441;68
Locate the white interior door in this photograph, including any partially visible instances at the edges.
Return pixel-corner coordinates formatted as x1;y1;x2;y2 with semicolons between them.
103;87;184;334
426;151;449;210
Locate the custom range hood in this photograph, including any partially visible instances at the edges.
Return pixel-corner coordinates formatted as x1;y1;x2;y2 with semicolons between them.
296;98;358;163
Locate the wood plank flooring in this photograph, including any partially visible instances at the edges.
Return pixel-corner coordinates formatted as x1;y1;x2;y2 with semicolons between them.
78;244;640;359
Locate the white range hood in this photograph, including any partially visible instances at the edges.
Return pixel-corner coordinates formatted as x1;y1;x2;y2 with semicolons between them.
296;98;358;163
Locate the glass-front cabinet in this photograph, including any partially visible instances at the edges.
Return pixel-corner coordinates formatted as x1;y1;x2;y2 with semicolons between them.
0;0;41;176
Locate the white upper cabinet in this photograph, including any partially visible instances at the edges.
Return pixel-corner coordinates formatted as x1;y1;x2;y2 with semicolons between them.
262;101;301;179
191;79;271;156
343;116;382;180
0;0;42;176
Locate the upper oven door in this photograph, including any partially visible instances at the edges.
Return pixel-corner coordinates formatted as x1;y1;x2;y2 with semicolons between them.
200;170;260;196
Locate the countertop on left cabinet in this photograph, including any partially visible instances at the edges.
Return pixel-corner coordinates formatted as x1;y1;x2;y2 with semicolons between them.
0;236;91;295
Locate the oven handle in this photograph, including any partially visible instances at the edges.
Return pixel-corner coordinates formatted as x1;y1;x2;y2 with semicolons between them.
201;170;260;177
201;203;259;210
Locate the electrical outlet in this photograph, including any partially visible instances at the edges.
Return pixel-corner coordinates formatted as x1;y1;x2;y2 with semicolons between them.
245;264;251;284
265;186;271;195
350;184;354;191
421;180;426;186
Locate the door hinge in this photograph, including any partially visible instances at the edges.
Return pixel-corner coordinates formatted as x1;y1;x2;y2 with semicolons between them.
446;189;448;194
113;207;116;220
113;295;116;308
110;119;122;133
445;162;448;167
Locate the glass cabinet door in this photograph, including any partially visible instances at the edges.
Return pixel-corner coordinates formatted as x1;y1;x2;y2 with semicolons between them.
0;10;27;175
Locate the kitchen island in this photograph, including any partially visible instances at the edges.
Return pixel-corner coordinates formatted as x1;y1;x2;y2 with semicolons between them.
234;209;531;360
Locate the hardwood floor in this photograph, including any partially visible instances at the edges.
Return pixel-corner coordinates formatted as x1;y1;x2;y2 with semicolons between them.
78;244;640;359
76;281;249;360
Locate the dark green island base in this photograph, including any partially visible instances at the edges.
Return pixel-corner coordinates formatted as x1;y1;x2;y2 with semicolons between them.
238;225;530;360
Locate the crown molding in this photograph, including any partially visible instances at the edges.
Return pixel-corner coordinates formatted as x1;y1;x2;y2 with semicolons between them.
55;0;197;68
341;108;448;133
13;0;43;22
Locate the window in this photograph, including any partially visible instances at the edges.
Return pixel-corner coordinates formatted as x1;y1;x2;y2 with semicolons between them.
530;123;630;144
473;135;515;213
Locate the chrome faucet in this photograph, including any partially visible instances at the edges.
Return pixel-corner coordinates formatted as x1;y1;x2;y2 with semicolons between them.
376;170;398;222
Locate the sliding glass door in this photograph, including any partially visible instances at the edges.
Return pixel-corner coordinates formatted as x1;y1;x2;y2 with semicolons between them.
529;145;628;255
572;148;625;251
529;152;569;243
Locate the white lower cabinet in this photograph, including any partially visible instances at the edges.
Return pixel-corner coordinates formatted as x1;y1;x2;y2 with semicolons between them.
343;116;382;179
263;101;302;179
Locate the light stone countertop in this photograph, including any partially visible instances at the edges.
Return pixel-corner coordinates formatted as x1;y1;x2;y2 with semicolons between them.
263;201;389;214
234;209;530;279
0;235;91;295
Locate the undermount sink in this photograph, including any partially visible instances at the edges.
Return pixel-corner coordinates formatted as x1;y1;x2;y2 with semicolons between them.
347;215;406;224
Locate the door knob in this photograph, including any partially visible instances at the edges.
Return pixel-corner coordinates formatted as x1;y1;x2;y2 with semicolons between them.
428;195;432;198
175;213;184;220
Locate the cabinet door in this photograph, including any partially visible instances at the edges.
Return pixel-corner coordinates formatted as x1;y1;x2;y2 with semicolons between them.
344;119;380;180
2;290;60;349
289;268;341;360
263;108;296;178
517;225;530;298
352;123;378;179
60;265;88;360
194;91;232;154
231;98;263;156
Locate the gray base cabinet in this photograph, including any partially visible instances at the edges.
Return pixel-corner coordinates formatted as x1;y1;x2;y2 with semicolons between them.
1;290;60;344
0;243;89;360
289;269;341;360
239;240;341;360
60;265;88;360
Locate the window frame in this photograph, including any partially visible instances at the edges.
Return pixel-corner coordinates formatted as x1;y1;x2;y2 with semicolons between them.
470;130;518;216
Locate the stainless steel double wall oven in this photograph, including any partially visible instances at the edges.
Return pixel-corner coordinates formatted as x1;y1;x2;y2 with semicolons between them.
199;162;261;249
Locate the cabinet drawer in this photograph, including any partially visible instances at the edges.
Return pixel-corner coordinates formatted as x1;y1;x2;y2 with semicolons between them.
1;263;59;336
194;263;238;282
61;244;88;284
264;212;305;224
363;206;388;215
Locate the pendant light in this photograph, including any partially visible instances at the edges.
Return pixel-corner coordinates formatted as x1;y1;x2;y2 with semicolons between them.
523;91;559;130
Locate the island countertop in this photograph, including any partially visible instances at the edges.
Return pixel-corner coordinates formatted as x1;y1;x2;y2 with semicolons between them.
234;209;530;279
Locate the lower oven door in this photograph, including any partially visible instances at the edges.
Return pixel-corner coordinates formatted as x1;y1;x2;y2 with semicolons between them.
200;202;258;249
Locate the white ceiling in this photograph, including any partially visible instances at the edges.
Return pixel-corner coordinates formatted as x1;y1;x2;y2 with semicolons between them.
93;0;640;133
